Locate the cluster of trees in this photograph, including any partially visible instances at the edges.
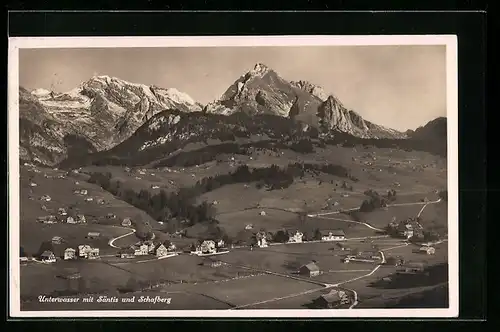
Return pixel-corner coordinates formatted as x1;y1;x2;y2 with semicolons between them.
360;190;388;212
387;189;397;202
88;160;351;230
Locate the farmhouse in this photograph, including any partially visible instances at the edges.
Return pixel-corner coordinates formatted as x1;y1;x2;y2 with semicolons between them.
66;216;76;224
357;251;382;261
40;251;56;263
76;214;86;223
84;197;94;202
58;208;67;216
216;239;226;249
316;290;348;308
77;245;92;258
256;231;268;248
201;240;217;254
299;262;320;277
119;248;135;259
121;218;132;227
86;248;100;259
51;236;63;245
419;246;436;255
40;195;52;202
107;213;117;220
133;244;149;256
151;185;160;189
245;224;254;230
37;215;58;224
398;223;414;239
321;230;346;241
86;232;100;239
154;244;169;258
29;182;37;187
288;231;304;243
259;211;267;216
64;248;76;260
397;262;426;275
96;198;105;205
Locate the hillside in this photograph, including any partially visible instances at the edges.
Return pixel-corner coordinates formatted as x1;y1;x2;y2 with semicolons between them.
19;76;202;165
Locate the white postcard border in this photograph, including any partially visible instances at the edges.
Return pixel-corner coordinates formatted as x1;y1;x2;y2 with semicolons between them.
8;35;459;318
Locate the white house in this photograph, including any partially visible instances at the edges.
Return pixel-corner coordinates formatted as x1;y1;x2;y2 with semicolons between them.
76;214;86;224
201;240;216;254
216;239;225;248
151;185;160;189
259;211;266;216
154;244;169;258
29;182;37;187
66;216;76;224
78;245;92;258
121;218;132;227
84;197;94;202
133;244;149;256
321;230;346;241
245;224;254;230
64;248;76;260
288;231;304;243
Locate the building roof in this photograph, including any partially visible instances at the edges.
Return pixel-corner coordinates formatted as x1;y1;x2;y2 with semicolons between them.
87;232;100;236
320;290;342;303
323;229;345;236
65;248;76;252
301;262;320;272
41;250;54;257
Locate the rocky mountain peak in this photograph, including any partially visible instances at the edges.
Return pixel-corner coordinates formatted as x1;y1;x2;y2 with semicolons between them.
249;63;271;77
291;80;329;101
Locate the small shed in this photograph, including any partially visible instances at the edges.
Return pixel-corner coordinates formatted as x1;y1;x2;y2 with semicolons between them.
86;232;100;239
299;262;320;277
259;211;266;216
51;236;63;245
121;218;132;227
419;246;436;255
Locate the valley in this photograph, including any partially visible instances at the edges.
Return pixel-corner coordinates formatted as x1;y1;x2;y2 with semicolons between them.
17;62;449;311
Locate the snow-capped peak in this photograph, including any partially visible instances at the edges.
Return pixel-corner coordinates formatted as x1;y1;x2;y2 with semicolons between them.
31;88;52;97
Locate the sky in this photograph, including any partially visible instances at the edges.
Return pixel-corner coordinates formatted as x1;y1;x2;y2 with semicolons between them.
19;45;447;131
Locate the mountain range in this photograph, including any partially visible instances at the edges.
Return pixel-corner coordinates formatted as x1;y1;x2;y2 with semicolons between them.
19;63;444;166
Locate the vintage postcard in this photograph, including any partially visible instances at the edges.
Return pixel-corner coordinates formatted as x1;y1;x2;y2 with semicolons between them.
8;35;458;318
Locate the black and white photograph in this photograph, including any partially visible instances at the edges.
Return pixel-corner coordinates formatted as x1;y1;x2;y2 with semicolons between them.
8;36;458;317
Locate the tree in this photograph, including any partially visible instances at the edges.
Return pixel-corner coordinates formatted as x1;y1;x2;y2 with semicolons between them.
313;228;322;241
273;230;290;243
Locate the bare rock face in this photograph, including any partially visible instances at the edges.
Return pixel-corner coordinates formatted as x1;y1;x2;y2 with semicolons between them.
317;96;407;139
19;76;202;165
291;80;329;101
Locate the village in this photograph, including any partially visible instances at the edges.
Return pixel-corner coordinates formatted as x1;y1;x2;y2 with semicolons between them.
19;148;447;310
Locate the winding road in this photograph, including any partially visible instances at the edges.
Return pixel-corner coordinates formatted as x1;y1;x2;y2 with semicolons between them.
108;228;137;249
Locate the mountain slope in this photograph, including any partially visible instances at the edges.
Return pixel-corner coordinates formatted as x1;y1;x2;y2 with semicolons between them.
19;76;202;165
58;109;315;168
19;87;96;165
203;63;406;139
406;117;447;142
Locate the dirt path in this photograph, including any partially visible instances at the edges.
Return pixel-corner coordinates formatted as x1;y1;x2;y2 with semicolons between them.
108;228;137;249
